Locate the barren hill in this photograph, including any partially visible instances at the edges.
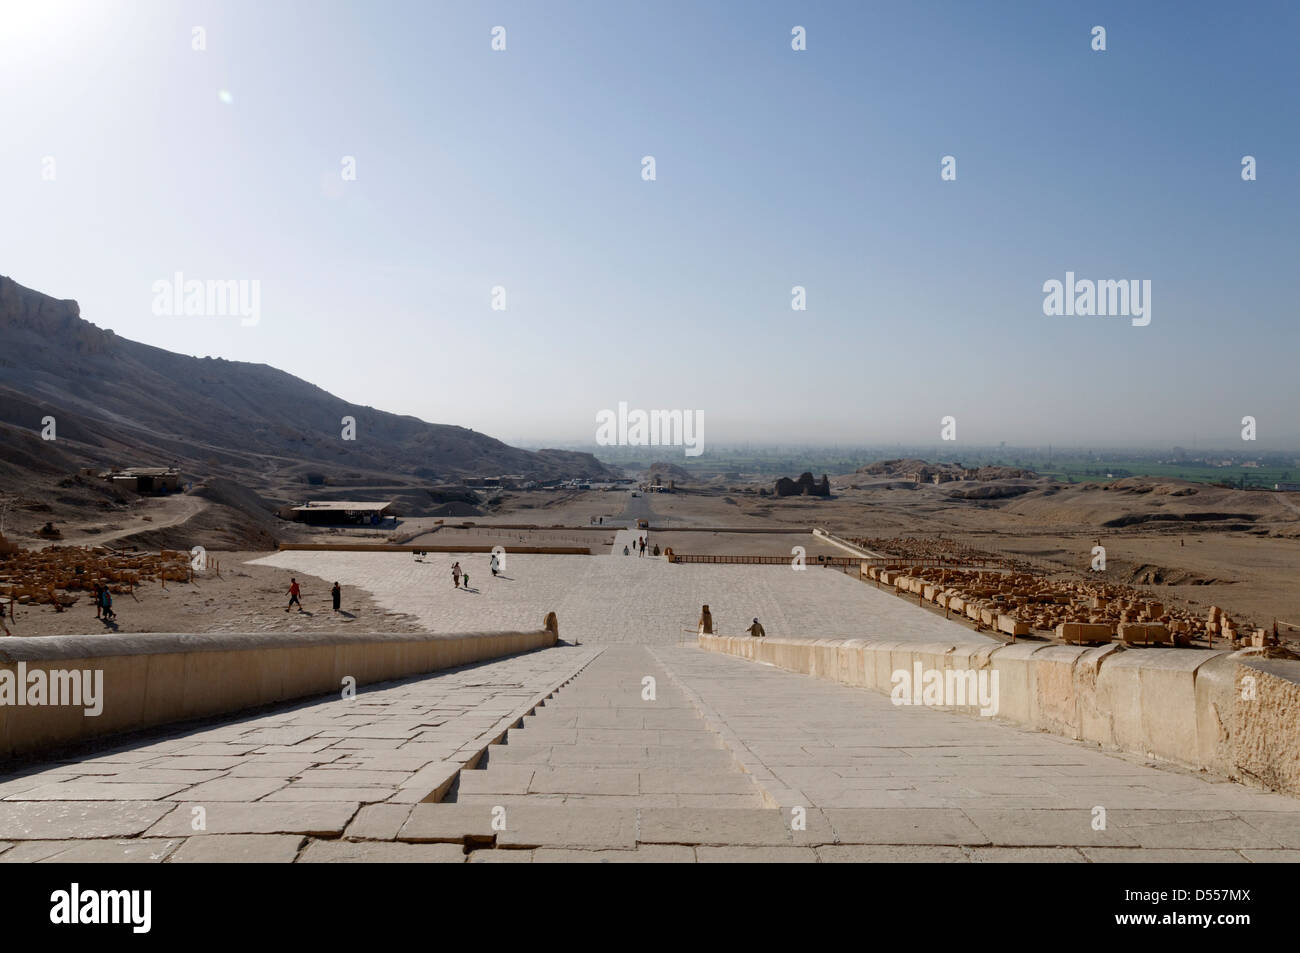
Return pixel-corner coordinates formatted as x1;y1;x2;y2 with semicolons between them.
0;276;610;489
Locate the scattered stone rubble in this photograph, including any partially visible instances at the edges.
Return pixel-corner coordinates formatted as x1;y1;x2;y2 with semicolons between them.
864;564;1274;651
0;546;195;610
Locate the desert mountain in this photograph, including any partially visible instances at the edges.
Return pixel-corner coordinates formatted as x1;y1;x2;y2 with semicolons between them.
0;276;610;489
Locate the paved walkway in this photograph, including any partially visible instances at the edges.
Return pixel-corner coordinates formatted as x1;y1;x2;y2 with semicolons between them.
250;551;994;645
0;646;597;862
1;639;1296;862
3;549;1297;862
645;647;1300;862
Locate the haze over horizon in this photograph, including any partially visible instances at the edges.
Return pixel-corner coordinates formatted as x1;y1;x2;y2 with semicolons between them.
4;0;1297;450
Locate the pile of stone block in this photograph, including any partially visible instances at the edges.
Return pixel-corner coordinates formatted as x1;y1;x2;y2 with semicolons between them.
0;546;192;607
863;563;1248;648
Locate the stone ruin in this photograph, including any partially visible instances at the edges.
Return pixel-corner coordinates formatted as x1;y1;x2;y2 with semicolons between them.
865;564;1273;650
0;546;195;611
774;472;830;498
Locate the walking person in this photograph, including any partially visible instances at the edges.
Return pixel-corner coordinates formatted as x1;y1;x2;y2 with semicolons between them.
286;578;303;613
747;618;766;638
490;553;500;577
452;562;461;588
92;583;103;619
462;570;470;590
331;582;341;614
101;587;115;622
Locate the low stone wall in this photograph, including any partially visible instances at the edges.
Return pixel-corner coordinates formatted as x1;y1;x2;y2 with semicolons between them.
699;634;1300;798
0;625;558;759
812;527;878;558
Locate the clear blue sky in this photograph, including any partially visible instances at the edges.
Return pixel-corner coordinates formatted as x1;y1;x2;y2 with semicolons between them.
3;0;1297;449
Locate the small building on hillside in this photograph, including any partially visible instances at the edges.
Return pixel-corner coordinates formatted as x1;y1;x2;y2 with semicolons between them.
1276;482;1300;493
103;467;182;494
287;501;394;525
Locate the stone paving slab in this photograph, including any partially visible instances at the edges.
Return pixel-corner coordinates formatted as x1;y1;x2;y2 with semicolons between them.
1240;849;1300;862
0;801;174;840
530;845;697;863
299;841;466;863
1079;847;1249;863
344;803;414;841
399;803;499;843
467;848;535;862
815;845;970;863
637;808;795;847
0;838;182;863
147;802;360;837
168;834;305;863
494;805;639;849
696;845;818;863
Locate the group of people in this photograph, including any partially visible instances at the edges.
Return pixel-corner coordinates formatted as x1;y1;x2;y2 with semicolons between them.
285;578;344;614
451;561;471;590
91;583;116;622
623;535;650;557
451;555;506;589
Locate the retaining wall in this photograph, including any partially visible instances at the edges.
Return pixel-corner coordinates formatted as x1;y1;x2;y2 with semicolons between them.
700;634;1300;797
0;625;558;759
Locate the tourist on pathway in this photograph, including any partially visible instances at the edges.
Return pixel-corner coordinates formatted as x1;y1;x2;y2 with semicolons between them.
331;582;341;613
639;537;646;557
462;570;470;590
452;562;461;588
92;583;103;619
623;545;630;556
286;578;303;613
100;587;115;622
747;618;766;638
489;553;500;577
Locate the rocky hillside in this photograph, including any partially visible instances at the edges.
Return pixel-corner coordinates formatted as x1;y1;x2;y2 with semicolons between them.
0;276;610;487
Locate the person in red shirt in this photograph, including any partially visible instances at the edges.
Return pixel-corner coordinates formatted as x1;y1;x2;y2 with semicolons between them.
286;578;303;613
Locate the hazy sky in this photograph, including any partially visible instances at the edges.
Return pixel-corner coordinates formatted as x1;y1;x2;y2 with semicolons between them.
3;0;1297;450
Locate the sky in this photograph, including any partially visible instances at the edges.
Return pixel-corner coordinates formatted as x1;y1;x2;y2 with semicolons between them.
2;0;1297;451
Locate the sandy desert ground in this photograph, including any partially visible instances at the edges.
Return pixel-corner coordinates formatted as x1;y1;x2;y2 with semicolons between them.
1;552;423;638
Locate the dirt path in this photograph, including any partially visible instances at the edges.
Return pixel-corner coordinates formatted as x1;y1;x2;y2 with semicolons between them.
36;494;208;550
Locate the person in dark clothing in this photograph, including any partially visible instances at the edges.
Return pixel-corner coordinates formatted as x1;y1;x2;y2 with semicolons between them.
92;583;103;619
331;582;341;613
101;588;115;622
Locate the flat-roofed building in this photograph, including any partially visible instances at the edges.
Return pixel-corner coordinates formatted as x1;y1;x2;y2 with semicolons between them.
288;501;394;525
103;467;182;494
